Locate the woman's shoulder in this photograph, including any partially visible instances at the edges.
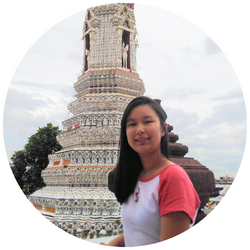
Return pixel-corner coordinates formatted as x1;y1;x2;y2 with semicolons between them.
159;164;189;181
162;163;185;174
158;163;195;197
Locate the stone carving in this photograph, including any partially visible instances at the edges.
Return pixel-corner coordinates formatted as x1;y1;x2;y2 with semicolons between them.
85;49;90;70
122;42;129;68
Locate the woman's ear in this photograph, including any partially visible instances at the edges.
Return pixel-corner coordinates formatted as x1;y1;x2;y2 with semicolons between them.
164;122;168;131
161;122;168;136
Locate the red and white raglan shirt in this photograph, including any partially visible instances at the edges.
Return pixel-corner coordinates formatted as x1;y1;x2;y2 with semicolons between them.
121;164;201;247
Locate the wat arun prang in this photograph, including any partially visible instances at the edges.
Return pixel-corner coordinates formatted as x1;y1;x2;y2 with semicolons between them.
29;3;215;239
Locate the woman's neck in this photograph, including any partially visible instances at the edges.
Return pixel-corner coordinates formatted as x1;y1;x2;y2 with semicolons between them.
139;153;173;179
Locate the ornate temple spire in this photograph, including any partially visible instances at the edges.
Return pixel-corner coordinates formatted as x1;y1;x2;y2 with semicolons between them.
56;3;145;151
29;3;145;237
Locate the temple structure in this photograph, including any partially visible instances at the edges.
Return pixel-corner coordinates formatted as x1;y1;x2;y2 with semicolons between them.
29;3;145;238
29;3;215;239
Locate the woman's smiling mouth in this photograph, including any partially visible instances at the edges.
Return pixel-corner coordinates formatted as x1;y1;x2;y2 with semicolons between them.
135;137;150;144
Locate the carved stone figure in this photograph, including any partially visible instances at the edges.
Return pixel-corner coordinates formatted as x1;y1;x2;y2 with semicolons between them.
122;42;129;68
85;49;90;63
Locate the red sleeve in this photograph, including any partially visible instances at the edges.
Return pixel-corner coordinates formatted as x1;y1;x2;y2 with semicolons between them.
158;165;200;224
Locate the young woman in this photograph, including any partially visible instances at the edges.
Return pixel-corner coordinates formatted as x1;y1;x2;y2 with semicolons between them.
101;96;200;247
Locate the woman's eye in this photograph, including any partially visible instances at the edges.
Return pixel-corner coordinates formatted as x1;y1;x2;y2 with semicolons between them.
145;120;153;124
127;123;135;127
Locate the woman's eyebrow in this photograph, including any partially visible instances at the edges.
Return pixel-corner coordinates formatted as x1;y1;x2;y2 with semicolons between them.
127;115;154;122
126;118;135;123
143;115;154;119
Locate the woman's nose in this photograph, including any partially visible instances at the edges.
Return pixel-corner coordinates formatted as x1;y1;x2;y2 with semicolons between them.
136;125;145;134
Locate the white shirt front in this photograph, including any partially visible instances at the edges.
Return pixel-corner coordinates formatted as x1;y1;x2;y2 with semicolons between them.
122;175;161;246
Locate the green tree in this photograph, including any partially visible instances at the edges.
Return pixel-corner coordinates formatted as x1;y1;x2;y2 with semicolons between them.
10;123;62;195
10;149;27;191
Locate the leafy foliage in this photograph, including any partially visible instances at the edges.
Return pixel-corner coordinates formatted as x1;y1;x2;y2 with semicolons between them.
10;149;27;191
10;123;62;195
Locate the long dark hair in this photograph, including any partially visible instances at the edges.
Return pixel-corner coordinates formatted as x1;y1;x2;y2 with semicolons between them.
114;96;169;204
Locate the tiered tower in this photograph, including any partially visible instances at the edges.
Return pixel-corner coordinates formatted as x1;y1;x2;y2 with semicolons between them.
30;3;145;238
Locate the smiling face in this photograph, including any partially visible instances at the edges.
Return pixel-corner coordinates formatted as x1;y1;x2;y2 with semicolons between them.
126;104;165;158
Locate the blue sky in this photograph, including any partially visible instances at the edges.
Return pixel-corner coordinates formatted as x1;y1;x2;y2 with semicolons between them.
1;0;250;249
